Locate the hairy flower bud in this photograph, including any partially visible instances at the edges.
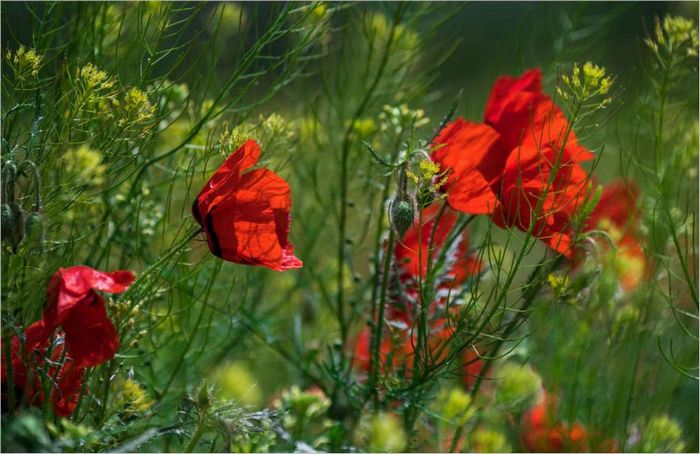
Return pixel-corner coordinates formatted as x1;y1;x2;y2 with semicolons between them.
389;196;414;240
197;381;211;411
3;202;25;253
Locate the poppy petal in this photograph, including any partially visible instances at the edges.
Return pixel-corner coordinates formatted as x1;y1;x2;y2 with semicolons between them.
484;68;593;164
61;295;120;368
431;118;501;212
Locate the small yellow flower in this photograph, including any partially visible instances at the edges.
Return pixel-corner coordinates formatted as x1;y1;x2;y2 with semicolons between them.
558;61;613;109
349;117;378;139
647;15;698;58
122;378;153;414
547;273;570;297
436;387;475;426
78;63;115;90
6;45;43;81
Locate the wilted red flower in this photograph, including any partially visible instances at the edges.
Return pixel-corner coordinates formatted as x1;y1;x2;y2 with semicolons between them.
41;266;135;368
432;68;593;257
2;322;85;417
192;139;302;271
584;180;646;290
2;266;133;416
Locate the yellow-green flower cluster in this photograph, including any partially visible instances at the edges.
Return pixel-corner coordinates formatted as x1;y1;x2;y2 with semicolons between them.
380;103;430;134
275;385;330;420
211;361;262;407
78;63;116;91
635;415;686;453
348;117;378;139
274;386;332;448
646;15;698;58
494;362;543;410
117;87;156;129
220;123;253;153
557;62;613;108
63;145;107;187
407;158;448;206
365;12;419;54
355;412;407;453
436;387;475;426
121;378;154;414
471;428;512;453
547;273;570;298
5;45;43;82
297;116;328;145
217;2;248;34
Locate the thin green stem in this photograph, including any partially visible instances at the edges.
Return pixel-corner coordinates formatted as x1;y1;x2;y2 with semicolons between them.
336;4;405;351
369;229;396;410
185;415;207;453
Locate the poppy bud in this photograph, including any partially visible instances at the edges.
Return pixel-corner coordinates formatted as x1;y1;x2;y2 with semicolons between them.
197;381;211;411
1;203;13;239
389;196;414;240
3;202;25;253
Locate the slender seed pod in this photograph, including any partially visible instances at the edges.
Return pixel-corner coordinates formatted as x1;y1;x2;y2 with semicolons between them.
389;165;415;240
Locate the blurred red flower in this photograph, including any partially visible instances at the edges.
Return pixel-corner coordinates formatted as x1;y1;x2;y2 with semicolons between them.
432;68;593;257
521;391;617;452
192;139;302;271
521;392;590;452
462;347;485;391
351;320;456;378
584;180;646;290
390;205;482;325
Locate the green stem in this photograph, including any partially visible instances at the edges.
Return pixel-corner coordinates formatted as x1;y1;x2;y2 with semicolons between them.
336;4;405;351
185;415;207;453
369;229;396;410
3;336;16;414
470;256;562;398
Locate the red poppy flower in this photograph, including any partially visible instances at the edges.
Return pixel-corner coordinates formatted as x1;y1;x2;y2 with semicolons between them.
493;142;591;257
192;139;302;271
2;322;85;417
40;266;135;368
584;181;646;290
432;68;593;257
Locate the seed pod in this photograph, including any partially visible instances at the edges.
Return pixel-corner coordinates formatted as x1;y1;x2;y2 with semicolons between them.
1;203;13;240
196;381;211;411
6;202;25;253
389;196;414;240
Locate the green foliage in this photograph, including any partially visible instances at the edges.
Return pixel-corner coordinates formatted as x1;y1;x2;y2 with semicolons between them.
1;2;697;453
